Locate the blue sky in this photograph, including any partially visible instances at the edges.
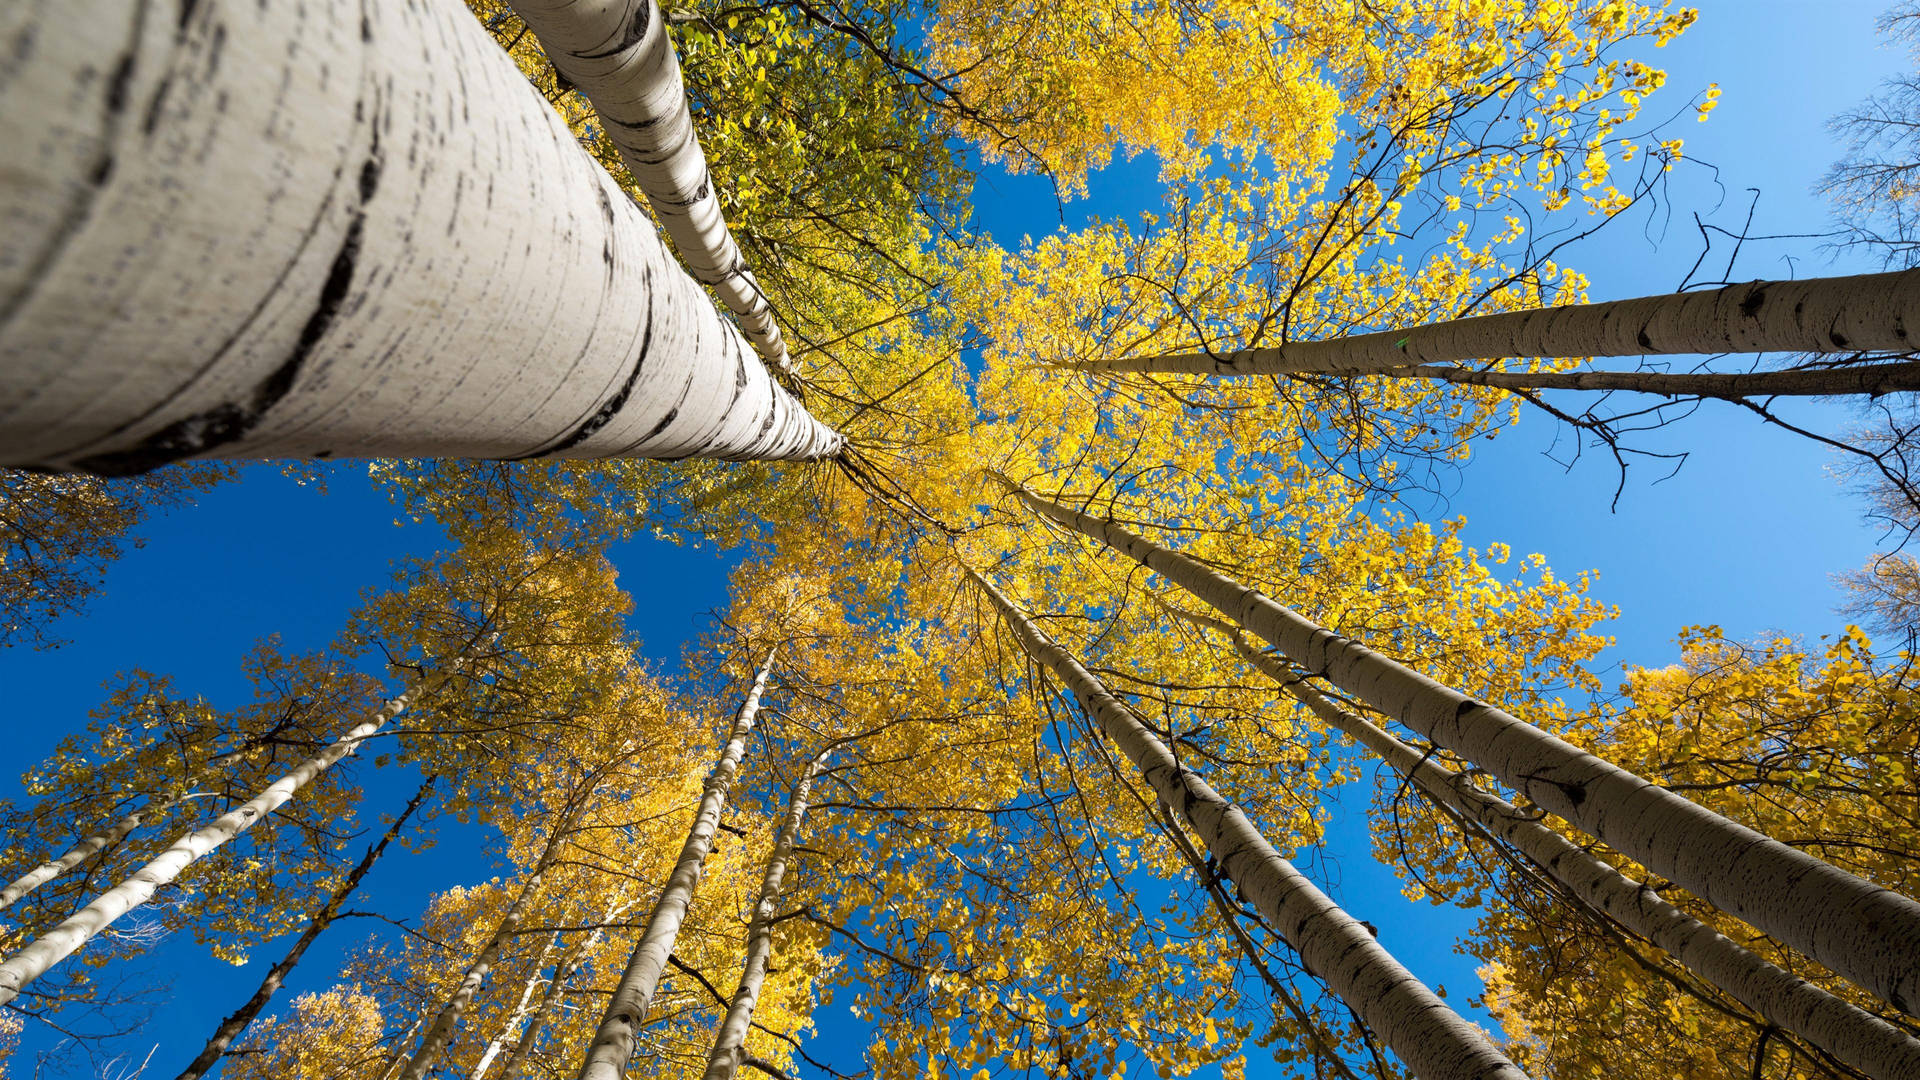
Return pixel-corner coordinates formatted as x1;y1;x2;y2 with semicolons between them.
1;1;1913;1077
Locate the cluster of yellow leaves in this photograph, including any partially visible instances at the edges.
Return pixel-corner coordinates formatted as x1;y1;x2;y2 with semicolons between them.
1450;626;1920;1078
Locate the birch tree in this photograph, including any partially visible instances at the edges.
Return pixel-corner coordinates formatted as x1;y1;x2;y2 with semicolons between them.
0;670;449;1007
1193;610;1920;1080
174;777;436;1080
700;753;824;1080
0;0;841;474
1461;626;1920;1079
991;475;1920;1018
1071;269;1920;378
969;567;1529;1080
500;0;792;374
577;646;779;1080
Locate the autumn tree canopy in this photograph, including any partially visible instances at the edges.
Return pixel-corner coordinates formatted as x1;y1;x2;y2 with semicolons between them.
1;1;1918;1080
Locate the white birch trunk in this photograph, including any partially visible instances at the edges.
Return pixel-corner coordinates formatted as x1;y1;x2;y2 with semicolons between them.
0;796;175;911
700;753;823;1080
398;803;582;1080
0;675;437;1006
497;901;633;1080
1077;270;1920;376
576;646;777;1080
1211;618;1920;1080
502;0;793;374
174;777;435;1080
968;568;1529;1080
1364;360;1920;398
468;932;564;1080
997;476;1920;1016
0;0;840;474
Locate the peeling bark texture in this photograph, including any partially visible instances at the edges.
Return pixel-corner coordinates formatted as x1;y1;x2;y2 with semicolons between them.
174;777;435;1080
969;569;1530;1080
0;674;439;1006
1214;617;1920;1080
0;796;174;911
1080;270;1920;376
503;0;793;375
1377;360;1920;398
997;476;1920;1017
577;646;777;1080
701;753;823;1080
0;0;840;473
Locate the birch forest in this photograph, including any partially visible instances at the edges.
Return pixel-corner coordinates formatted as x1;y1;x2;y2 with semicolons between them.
4;0;1920;1079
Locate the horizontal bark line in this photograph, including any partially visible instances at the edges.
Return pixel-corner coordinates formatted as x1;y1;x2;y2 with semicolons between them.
0;0;840;471
503;0;794;375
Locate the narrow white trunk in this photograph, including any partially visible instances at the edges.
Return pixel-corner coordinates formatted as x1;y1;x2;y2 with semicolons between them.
0;676;436;1005
970;569;1529;1080
997;477;1920;1016
468;932;564;1080
1213;618;1920;1080
1376;360;1920;398
576;646;777;1080
700;753;823;1080
397;863;557;1080
0;0;839;473
498;901;634;1080
503;0;793;373
0;796;175;911
1077;269;1920;376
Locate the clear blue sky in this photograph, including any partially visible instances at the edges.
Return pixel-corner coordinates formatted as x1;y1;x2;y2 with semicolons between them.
0;2;1911;1076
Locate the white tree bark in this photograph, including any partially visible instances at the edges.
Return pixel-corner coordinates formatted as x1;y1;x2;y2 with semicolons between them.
497;901;634;1080
0;796;175;911
700;753;823;1080
174;777;435;1080
0;674;437;1006
0;0;840;474
995;476;1920;1017
468;932;564;1080
1351;360;1920;398
576;645;777;1080
1075;270;1920;376
969;568;1529;1080
1206;614;1920;1080
397;820;575;1080
503;0;793;374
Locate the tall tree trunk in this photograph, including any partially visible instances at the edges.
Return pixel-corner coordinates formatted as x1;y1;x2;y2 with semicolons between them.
0;795;178;912
1353;360;1920;399
173;776;436;1080
0;0;840;474
468;932;564;1080
1205;612;1920;1080
503;0;791;374
968;568;1529;1080
700;753;824;1080
1075;269;1920;376
995;475;1920;1017
576;646;778;1080
497;900;636;1080
0;673;441;1006
397;798;588;1080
